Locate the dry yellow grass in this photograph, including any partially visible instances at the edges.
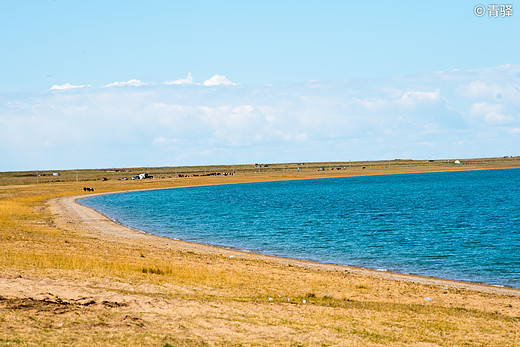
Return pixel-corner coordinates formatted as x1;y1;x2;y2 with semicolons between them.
1;162;520;345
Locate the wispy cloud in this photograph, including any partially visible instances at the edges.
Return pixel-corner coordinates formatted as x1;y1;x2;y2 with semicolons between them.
105;79;148;87
50;83;90;91
2;65;519;171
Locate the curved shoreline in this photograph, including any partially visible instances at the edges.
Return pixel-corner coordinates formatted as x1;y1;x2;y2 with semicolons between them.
52;184;520;298
5;166;519;345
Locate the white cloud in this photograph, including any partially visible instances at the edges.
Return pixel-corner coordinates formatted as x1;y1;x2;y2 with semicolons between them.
153;136;180;144
460;80;500;99
458;80;520;104
105;79;148;87
203;74;237;86
164;72;198;85
50;83;90;90
470;102;515;125
470;102;502;116
484;112;515;125
400;90;439;104
2;65;520;171
410;65;520;84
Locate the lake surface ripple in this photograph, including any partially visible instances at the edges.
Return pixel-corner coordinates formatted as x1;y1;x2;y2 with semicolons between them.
80;169;520;288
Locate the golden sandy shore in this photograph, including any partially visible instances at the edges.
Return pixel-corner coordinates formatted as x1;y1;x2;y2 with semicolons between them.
1;167;520;345
63;190;520;298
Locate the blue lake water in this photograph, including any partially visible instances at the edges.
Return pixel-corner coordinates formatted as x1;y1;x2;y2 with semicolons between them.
79;169;520;288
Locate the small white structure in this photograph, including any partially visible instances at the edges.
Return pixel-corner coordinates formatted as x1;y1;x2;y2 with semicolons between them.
52;172;60;176
454;160;461;164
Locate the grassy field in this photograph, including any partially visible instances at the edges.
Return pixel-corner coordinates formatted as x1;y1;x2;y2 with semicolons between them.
2;156;519;186
1;159;519;346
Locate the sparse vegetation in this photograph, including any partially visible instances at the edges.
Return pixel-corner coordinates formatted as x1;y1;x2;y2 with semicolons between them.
1;156;519;186
1;160;519;345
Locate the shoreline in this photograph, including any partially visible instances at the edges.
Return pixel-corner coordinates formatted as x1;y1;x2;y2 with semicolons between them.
4;165;520;345
63;171;520;297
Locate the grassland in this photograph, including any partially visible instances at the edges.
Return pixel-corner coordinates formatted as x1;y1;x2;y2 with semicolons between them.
1;158;520;346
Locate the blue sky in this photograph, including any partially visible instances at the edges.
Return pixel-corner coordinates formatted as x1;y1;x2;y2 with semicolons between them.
1;1;519;170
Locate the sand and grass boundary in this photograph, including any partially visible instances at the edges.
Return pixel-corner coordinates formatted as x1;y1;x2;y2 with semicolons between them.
1;164;520;345
68;178;520;297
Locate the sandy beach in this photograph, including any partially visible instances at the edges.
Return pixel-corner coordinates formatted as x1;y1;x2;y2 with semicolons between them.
60;193;520;297
1;167;520;345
